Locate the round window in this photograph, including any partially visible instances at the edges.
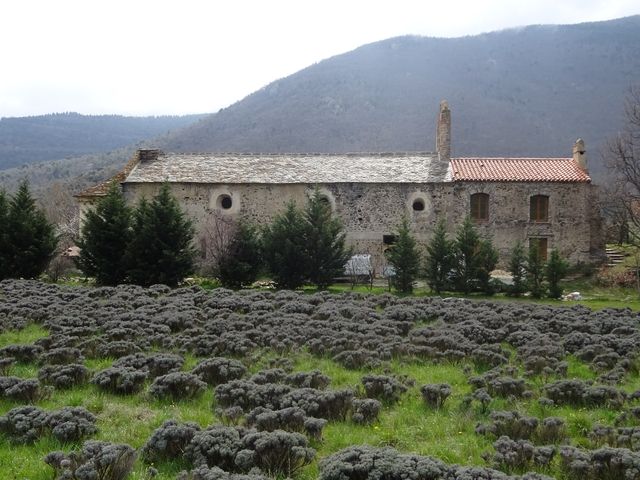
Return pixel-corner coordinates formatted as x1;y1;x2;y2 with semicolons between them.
412;199;425;211
218;194;232;210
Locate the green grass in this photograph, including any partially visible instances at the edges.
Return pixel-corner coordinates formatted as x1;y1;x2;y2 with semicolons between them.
0;323;49;345
302;275;640;311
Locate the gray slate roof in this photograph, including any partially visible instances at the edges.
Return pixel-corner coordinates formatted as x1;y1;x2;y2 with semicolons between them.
124;152;451;184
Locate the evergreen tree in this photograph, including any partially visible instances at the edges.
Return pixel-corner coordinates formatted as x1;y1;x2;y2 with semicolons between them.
424;218;453;294
3;181;57;279
526;246;545;298
545;249;569;299
125;185;195;287
508;241;527;297
385;216;420;294
477;238;499;294
77;183;132;285
452;217;481;294
0;190;8;279
262;202;308;290
303;189;351;289
217;220;262;289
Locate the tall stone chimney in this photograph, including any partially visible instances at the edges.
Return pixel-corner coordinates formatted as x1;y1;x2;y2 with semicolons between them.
572;138;587;171
436;100;451;161
138;149;161;162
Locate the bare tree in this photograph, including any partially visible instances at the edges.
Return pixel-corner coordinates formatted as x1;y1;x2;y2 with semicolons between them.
196;212;237;275
608;86;640;245
39;182;80;244
599;181;630;245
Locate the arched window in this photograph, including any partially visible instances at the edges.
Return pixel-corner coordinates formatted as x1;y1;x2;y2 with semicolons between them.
217;194;233;210
412;198;425;211
470;193;489;222
530;195;549;222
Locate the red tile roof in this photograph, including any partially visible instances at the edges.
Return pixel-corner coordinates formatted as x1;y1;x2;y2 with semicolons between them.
451;157;591;183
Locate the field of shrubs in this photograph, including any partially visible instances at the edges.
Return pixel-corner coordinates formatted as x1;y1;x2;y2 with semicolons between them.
2;279;640;479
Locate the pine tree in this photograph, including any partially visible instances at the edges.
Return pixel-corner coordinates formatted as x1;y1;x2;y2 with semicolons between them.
217;220;262;289
262;201;309;290
508;241;527;297
385;216;420;294
125;185;195;287
545;249;568;299
0;190;9;279
477;238;499;294
303;189;351;289
424;218;453;293
526;246;545;298
77;183;132;285
3;181;57;279
452;217;481;294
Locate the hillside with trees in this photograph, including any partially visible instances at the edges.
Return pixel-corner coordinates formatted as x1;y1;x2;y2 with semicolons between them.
161;16;640;175
0;112;206;170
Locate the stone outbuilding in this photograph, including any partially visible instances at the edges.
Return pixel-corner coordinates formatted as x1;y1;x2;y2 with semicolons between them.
76;102;602;268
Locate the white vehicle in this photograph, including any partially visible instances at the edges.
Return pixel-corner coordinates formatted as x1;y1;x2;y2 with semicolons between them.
344;254;373;281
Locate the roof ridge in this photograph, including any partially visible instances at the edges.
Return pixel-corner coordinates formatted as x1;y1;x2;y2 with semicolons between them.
452;157;573;160
161;151;438;157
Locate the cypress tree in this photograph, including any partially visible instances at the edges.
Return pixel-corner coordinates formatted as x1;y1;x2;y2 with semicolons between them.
217;220;262;289
4;181;57;279
385;216;420;294
262;201;308;290
77;183;132;285
303;189;351;289
545;249;568;299
507;241;527;297
125;185;196;287
424;218;453;294
452;217;481;294
526;246;546;298
477;238;499;294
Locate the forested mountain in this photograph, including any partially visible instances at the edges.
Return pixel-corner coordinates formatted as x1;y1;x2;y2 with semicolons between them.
0;113;206;170
161;16;640;174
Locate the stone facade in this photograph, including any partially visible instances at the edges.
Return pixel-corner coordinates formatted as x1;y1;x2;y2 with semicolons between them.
116;178;600;267
76;102;603;269
120;182;452;265
450;181;599;263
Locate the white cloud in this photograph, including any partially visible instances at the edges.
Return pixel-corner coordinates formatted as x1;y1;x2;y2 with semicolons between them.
0;0;637;117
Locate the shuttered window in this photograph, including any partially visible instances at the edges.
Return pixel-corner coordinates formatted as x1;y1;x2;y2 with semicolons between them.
470;193;489;222
530;195;549;222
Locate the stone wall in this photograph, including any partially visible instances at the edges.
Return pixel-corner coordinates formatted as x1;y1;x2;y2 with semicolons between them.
122;179;602;269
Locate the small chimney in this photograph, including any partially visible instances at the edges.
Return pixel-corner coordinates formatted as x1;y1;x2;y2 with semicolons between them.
572;138;587;171
138;149;161;162
436;100;451;161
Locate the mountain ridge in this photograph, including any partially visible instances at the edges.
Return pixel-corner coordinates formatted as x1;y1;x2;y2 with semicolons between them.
0;112;207;170
158;15;640;173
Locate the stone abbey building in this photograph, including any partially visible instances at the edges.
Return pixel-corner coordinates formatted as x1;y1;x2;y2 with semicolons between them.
77;102;602;266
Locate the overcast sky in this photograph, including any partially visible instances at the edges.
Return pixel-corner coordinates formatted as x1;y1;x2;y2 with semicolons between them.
1;0;638;118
